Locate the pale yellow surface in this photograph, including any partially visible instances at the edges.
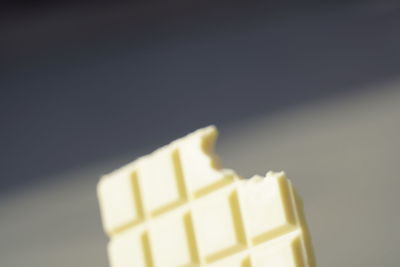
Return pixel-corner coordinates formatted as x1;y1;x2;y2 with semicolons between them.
97;126;315;267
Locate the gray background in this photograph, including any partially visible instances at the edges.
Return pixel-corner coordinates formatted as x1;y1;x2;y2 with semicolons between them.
1;2;400;266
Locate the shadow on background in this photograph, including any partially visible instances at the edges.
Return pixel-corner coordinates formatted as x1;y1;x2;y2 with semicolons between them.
1;1;400;191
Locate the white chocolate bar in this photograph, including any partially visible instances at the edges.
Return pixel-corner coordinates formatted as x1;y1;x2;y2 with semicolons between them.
98;126;315;267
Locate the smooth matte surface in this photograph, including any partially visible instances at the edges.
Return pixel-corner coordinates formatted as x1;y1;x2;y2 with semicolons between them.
1;82;399;266
98;127;314;266
2;3;400;190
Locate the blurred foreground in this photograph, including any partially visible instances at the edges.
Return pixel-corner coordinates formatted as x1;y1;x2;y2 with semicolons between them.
1;83;400;266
